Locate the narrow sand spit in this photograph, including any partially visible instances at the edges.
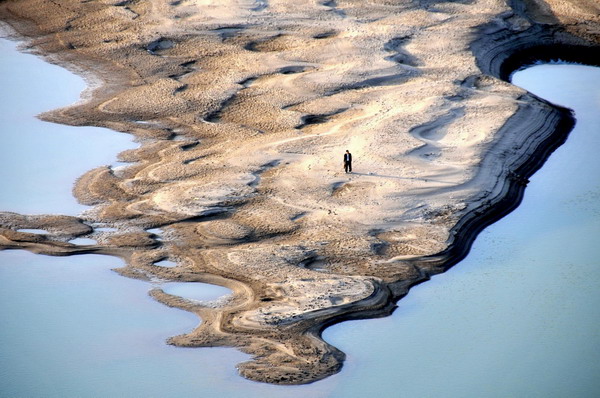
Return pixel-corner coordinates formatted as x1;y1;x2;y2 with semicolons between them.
1;0;599;385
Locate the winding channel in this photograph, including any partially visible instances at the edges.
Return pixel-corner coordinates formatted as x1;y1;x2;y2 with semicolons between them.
1;36;599;396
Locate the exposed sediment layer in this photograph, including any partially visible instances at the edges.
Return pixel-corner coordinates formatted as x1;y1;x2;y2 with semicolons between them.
1;0;599;385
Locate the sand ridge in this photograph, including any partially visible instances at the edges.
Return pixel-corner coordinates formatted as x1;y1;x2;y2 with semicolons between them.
1;0;599;384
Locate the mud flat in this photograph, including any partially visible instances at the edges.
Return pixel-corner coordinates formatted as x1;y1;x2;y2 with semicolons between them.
1;0;599;384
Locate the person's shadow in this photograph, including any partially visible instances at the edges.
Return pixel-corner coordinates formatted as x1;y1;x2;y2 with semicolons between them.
349;172;452;184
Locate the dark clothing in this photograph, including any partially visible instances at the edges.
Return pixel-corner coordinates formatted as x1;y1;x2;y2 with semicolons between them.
343;152;352;173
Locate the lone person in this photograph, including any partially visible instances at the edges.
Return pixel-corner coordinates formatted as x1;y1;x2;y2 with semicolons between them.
343;150;352;173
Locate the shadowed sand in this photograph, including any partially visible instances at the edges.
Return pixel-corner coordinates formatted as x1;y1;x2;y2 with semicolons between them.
1;0;599;385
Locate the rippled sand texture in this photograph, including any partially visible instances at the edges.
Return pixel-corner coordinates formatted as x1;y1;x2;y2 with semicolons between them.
1;0;599;384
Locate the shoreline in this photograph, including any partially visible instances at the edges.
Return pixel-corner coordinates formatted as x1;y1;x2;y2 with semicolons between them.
1;0;599;385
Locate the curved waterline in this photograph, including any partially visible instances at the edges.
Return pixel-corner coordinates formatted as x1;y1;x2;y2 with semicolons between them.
0;39;137;215
322;63;600;397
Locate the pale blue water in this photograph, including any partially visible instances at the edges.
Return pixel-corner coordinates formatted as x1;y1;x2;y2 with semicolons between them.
1;35;599;397
161;282;232;301
0;39;136;215
0;251;252;398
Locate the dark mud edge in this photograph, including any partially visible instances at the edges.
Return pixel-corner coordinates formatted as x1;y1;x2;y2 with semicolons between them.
316;21;600;342
398;22;600;291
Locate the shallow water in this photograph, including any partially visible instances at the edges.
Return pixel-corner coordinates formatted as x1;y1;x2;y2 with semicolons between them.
1;36;599;397
16;228;48;234
0;250;252;398
0;39;136;215
160;281;232;301
0;252;336;398
154;258;177;267
68;237;98;245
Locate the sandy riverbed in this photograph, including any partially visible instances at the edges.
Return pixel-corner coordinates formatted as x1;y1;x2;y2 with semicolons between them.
1;0;599;385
